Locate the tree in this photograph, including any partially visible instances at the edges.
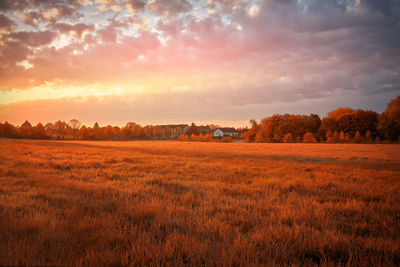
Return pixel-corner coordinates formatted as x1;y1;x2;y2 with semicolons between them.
178;134;189;141
325;130;334;143
207;124;219;131
364;130;373;143
154;126;162;139
339;131;345;143
45;123;56;138
104;126;114;140
344;133;351;143
244;119;258;142
378;96;400;141
79;125;91;140
164;126;172;139
92;122;103;139
253;132;263;142
55;121;68;139
206;133;213;142
175;127;183;139
20;120;32;138
186;122;198;136
144;125;153;138
303;132;316;143
352;131;362;143
32;123;47;139
121;127;132;140
1;121;17;138
134;125;145;139
283;133;293;143
273;133;282;143
327;107;354;121
112;126;121;140
332;131;340;143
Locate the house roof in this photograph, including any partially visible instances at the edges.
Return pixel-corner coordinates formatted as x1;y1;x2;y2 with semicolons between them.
215;127;238;133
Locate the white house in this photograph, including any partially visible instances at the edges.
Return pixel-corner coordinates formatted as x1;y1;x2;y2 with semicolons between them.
213;127;239;137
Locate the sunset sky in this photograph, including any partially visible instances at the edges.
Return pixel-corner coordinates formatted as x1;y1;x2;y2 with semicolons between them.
1;0;399;127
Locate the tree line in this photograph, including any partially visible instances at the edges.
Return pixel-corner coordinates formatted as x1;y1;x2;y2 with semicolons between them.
0;120;220;141
244;96;400;143
0;96;399;143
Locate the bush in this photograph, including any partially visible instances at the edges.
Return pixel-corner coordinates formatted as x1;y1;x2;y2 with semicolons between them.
221;136;232;142
303;132;317;143
190;134;213;142
178;134;189;141
283;133;294;143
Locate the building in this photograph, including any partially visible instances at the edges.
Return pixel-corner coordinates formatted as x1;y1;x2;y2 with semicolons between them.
213;127;239;137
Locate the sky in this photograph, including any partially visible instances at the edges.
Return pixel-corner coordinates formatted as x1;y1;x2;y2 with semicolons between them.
0;0;400;127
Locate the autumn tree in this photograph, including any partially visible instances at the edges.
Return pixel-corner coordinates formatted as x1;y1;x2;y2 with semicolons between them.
1;121;17;138
144;125;153;138
121;126;132;140
92;122;103;139
332;131;340;143
32;123;47;139
44;123;57;138
134;125;145;139
186;122;198;136
20;120;32;138
206;133;213;142
54;121;69;139
378;96;400;141
104;126;114;140
303;132;316;143
273;133;282;143
79;125;91;140
283;133;293;143
344;133;351;143
244;119;258;142
339;131;345;143
153;126;162;139
175;127;183;139
255;132;265;142
112;126;121;140
364;130;373;143
352;131;362;143
164;126;172;139
178;134;189;141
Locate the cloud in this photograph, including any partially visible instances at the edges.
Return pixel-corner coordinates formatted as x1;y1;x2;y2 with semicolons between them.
7;30;57;47
126;0;147;12
51;22;95;38
148;0;192;16
0;14;15;30
0;0;399;125
0;41;31;68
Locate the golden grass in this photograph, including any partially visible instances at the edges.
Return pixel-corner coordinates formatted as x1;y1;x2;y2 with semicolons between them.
0;139;399;266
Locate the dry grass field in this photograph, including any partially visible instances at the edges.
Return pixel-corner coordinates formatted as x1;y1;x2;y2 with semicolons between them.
0;139;399;266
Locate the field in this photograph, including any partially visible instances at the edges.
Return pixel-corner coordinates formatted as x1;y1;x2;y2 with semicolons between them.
0;139;400;266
